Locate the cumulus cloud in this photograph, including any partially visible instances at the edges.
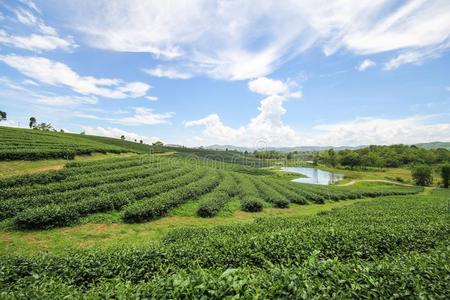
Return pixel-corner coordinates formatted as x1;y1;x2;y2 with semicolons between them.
143;66;192;79
357;59;376;71
81;126;162;144
51;0;450;79
185;77;301;146
116;107;174;126
0;54;151;99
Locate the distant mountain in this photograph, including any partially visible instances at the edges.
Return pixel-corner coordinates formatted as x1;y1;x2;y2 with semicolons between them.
205;144;364;152
415;142;450;150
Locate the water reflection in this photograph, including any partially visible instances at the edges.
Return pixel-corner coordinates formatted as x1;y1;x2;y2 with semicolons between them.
282;167;343;185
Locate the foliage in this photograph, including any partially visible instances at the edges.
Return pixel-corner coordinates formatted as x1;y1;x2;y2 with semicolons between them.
0;110;6;122
320;144;450;169
441;164;450;188
411;165;433;186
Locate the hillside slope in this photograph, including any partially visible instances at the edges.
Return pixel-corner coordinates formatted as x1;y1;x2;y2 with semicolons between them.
0;126;164;160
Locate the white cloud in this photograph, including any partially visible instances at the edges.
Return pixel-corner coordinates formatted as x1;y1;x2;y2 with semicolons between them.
0;30;76;52
14;8;37;26
19;0;41;14
185;77;301;146
22;79;39;86
0;3;77;52
53;0;450;79
81;126;162;144
248;77;289;95
116;107;174;126
145;96;158;101
144;66;192;79
357;59;376;71
306;115;450;146
37;95;97;107
0;54;151;99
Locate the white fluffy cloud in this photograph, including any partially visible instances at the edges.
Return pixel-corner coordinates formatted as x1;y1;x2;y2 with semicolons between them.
116;107;174;126
185;77;301;146
357;59;376;71
52;0;450;79
143;66;192;79
0;54;151;99
81;126;162;144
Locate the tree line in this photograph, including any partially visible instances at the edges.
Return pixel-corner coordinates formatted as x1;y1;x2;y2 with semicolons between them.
319;145;450;169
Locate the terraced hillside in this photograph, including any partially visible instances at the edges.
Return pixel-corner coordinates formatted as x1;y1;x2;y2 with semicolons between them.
0;126;163;160
0;155;422;230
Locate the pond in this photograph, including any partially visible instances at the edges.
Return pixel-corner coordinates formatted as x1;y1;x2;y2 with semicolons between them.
282;167;344;185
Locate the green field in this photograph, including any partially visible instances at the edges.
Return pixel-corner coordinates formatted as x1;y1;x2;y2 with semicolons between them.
0;127;448;298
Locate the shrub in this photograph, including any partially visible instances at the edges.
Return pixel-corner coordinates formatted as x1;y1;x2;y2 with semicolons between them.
240;197;263;212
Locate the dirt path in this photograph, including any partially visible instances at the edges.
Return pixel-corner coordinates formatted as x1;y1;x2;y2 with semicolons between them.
336;179;415;187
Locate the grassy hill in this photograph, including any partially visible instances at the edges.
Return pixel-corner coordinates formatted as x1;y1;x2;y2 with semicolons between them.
0;126;166;160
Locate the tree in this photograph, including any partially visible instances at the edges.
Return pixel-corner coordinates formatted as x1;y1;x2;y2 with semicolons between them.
60;129;65;133
120;135;126;140
29;117;37;128
441;164;450;188
35;123;53;131
0;111;6;122
327;149;337;167
339;151;361;169
80;131;86;135
411;165;433;186
139;140;143;144
286;152;293;160
152;141;164;146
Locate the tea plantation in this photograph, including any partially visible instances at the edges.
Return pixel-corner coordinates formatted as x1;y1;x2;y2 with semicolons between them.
0;127;447;298
0;188;448;298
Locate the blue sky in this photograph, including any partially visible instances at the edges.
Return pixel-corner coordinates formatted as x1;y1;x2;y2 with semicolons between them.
0;0;449;147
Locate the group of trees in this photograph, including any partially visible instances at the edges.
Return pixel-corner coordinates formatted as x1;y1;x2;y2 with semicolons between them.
411;164;450;188
320;145;450;169
29;117;55;132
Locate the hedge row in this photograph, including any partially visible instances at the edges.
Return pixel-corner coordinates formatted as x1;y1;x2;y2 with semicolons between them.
234;173;265;212
123;169;221;223
13;167;194;229
1;160;162;200
250;176;290;208
0;165;185;221
196;172;239;217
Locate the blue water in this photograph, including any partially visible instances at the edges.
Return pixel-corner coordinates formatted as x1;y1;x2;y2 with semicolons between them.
282;167;343;185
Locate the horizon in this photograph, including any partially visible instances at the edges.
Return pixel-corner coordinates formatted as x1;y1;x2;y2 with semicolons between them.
1;0;450;147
